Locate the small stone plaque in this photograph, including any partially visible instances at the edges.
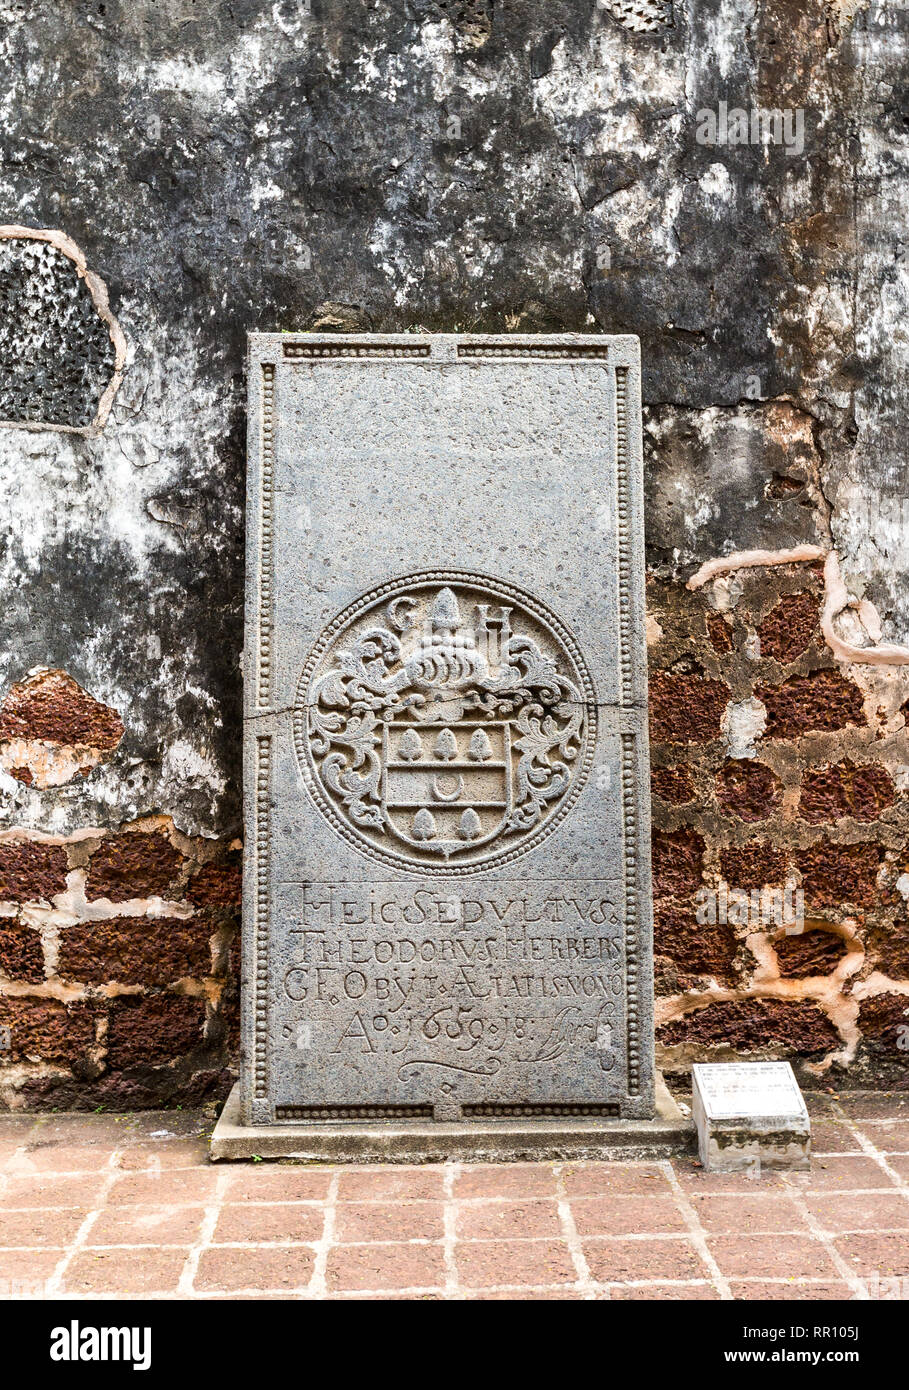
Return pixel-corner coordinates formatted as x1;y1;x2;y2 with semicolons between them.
692;1062;810;1172
240;333;654;1132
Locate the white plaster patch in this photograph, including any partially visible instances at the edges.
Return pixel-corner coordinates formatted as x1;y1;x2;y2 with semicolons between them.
721;697;767;758
645;612;664;646
655;183;684;266
250;177;283;210
694;0;757;82
141;58;229;102
0;739;108;790
161;739;228;801
534;23;684;131
698;162;734;205
709;573;745;611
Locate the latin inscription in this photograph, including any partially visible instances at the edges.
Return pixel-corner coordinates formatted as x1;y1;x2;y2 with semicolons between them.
273;883;624;1101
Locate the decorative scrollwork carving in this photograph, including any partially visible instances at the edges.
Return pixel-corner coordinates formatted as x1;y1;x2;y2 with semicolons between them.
294;572;596;873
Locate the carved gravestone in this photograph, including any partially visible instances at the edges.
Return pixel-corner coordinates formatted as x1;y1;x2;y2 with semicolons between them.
230;333;654;1154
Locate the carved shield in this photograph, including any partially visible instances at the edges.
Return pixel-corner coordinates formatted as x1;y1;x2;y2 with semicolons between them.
381;718;513;859
295;572;597;874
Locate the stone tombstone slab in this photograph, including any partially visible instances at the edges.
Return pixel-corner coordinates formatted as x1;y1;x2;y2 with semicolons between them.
241;333;653;1131
692;1062;811;1172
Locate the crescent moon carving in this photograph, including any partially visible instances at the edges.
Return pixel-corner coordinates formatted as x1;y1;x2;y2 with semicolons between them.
431;774;464;802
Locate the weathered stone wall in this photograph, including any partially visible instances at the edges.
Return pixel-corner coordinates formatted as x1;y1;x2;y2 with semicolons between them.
0;0;907;1106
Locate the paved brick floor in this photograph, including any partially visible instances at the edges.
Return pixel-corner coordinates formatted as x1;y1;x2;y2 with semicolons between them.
2;1092;909;1299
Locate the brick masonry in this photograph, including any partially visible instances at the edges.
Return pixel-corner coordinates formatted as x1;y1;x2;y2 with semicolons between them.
650;561;909;1094
0;562;907;1108
0;819;237;1110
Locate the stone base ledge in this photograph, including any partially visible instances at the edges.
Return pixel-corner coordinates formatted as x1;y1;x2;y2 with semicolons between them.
209;1079;694;1164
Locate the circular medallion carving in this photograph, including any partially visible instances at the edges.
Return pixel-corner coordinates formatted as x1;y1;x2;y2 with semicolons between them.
293;571;596;875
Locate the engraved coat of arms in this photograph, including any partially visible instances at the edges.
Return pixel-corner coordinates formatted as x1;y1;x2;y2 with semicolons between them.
294;573;596;872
